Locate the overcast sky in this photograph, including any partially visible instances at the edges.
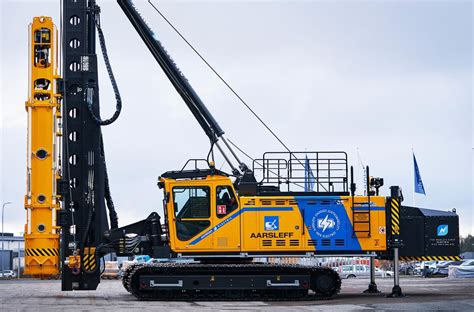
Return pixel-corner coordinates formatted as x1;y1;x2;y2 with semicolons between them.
1;0;472;237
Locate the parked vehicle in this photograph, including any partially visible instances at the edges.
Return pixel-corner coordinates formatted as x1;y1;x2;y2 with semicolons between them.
376;267;394;277
0;270;17;279
460;259;474;266
133;255;151;263
337;265;392;279
448;259;474;278
416;260;439;275
399;262;416;275
431;261;463;276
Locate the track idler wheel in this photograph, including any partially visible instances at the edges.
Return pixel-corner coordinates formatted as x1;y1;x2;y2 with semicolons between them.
122;263;140;293
310;269;341;297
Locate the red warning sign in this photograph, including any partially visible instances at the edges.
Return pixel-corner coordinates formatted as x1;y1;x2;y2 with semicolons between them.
217;205;227;215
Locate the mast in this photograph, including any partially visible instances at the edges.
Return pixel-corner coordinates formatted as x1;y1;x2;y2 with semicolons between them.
60;0;108;291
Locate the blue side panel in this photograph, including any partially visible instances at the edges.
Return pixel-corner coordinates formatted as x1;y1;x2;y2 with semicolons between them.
295;196;362;252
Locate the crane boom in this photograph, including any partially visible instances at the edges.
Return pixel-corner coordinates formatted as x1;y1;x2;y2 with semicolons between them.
117;0;249;175
118;0;223;142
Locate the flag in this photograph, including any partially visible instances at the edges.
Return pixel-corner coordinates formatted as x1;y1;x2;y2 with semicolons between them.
304;155;316;192
413;153;426;195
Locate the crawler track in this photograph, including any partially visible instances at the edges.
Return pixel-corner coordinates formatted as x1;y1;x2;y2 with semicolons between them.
123;263;341;301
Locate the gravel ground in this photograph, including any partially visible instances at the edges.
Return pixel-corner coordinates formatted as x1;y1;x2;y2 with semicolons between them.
0;276;473;311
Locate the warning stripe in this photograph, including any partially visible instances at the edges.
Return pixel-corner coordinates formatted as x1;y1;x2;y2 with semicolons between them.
25;248;59;258
400;256;462;261
390;198;400;235
82;251;96;272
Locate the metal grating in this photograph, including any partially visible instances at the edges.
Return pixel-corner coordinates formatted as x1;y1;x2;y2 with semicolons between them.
289;239;299;246
276;240;286;246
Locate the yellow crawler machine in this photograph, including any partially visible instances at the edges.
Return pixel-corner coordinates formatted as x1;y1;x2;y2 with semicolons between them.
25;0;460;301
158;168;388;256
24;16;61;277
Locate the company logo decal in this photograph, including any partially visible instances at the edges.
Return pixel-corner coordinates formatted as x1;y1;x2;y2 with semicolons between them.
264;216;279;231
437;224;448;236
250;232;293;239
311;209;340;238
317;215;336;232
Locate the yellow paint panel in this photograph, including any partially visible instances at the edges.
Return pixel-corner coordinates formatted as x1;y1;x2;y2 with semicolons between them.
162;175;389;255
24;16;61;276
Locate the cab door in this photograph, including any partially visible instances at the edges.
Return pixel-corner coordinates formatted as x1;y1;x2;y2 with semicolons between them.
170;184;213;251
212;185;241;252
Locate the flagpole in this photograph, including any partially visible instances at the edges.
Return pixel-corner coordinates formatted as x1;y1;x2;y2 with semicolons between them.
412;148;415;207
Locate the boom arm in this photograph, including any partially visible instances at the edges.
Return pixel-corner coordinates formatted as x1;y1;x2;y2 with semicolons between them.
117;0;249;175
118;0;222;142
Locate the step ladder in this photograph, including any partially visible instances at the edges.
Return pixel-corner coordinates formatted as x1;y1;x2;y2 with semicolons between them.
352;200;371;238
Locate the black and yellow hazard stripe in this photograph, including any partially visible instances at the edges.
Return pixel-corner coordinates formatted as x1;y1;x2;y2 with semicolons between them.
25;248;59;257
390;198;400;235
400;256;462;261
82;253;97;271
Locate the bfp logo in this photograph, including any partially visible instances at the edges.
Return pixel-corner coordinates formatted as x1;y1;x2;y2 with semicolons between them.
437;224;449;236
311;209;341;238
264;216;279;231
317;215;336;232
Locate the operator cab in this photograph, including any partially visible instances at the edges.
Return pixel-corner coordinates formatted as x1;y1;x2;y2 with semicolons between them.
158;161;242;254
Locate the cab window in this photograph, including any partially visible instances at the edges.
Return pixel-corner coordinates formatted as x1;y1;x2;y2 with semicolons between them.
173;186;210;218
173;186;210;241
216;186;238;218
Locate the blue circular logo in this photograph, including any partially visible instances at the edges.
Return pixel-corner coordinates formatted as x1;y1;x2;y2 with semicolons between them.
311;209;340;238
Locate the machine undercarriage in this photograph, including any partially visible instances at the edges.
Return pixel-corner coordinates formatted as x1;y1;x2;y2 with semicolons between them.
122;262;341;301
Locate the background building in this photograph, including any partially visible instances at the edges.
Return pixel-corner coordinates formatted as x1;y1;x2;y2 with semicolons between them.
0;233;24;277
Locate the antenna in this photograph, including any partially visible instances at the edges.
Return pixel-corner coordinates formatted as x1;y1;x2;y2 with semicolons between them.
356;148;367;195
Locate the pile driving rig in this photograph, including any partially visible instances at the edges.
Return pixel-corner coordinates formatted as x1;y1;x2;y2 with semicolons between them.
24;0;460;300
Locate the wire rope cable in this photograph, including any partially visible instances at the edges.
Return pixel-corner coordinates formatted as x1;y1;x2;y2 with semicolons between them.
147;0;327;191
147;0;292;154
